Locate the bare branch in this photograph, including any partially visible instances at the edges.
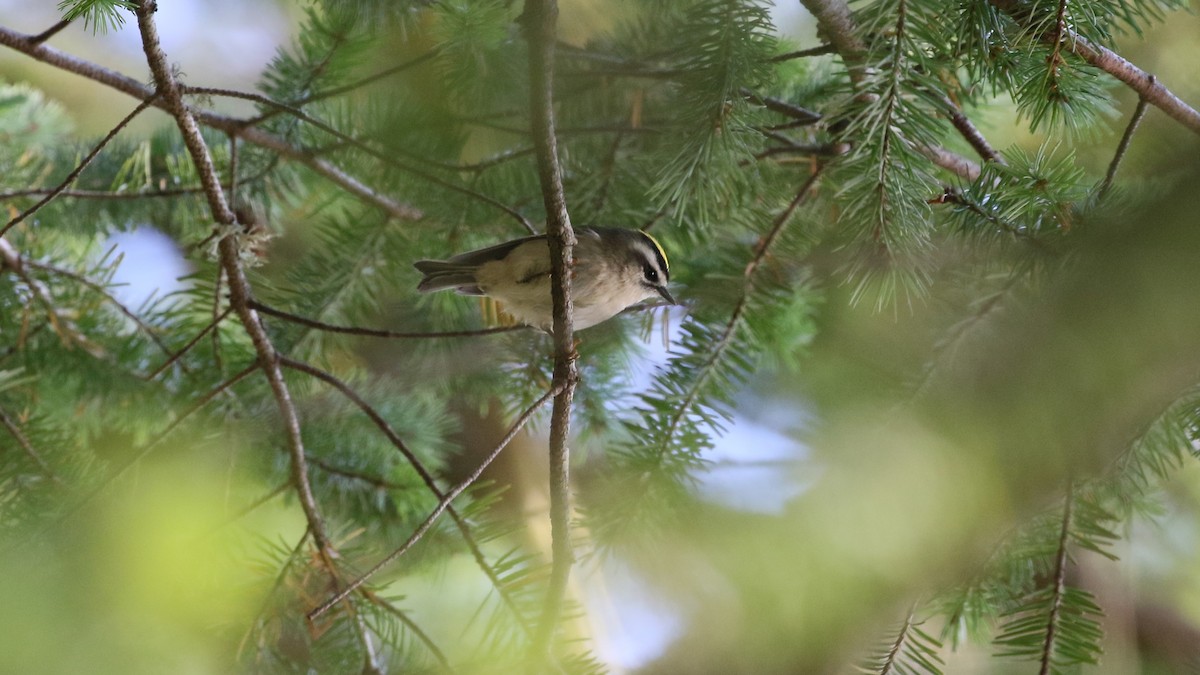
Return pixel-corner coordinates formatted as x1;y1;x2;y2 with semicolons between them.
143;308;233;380
24;259;180;362
0;238;105;357
989;0;1200;135
279;355;540;639
249;300;529;339
920;144;983;182
1100;89;1151;199
69;361;260;513
186;85;535;234
1;94;157;238
523;0;579;656
0;24;422;221
132;4;342;613
769;44;837;61
940;95;1005;165
29;18;72;45
799;0;867;83
306;385;561;622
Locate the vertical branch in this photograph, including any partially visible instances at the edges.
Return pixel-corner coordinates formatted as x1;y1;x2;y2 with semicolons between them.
523;0;578;657
1099;89;1151;199
1040;481;1074;675
129;6;376;663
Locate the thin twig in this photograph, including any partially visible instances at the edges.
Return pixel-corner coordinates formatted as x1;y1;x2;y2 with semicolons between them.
1;94;158;238
657;167;824;457
0;238;104;358
306;454;412;492
1099;89;1151;199
249;300;529;339
70;362;260;513
306;385;561;622
245;50;440;127
523;0;580;657
29;18;72;45
24;258;178;360
0;405;64;486
940;95;1004;165
1040;481;1074;675
144;308;233;380
0;24;422;221
769;44;837;61
279;355;540;639
740;88;822;124
187;86;535;233
136;0;337;561
213;480;290;531
364;592;455;673
989;0;1200;135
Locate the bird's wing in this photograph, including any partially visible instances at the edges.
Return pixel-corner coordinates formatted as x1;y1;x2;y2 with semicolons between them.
444;234;547;267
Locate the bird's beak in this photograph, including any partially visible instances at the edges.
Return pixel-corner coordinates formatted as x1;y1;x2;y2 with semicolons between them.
657;286;677;305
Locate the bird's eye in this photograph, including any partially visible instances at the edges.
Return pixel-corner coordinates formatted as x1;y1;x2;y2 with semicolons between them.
643;265;658;282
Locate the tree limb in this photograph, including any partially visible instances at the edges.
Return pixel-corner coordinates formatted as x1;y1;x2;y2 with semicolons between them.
306;385;561;622
988;0;1200;135
248;300;528;339
523;0;579;658
1;94;157;238
0;23;422;221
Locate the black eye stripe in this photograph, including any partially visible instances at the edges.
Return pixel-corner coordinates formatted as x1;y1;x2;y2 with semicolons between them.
635;232;670;281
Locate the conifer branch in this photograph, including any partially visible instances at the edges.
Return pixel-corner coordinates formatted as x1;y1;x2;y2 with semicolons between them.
29;18;72;45
770;44;838;61
989;0;1200;135
940;95;1004;165
364;592;455;673
880;605;917;674
132;5;347;626
658;167;823;457
0;24;422;221
1040;484;1073;675
68;361;260;514
186;86;536;234
23;259;180;363
0;239;105;358
523;0;579;657
245;49;440;126
216;480;290;530
1100;89;1151;198
249;300;529;338
0;94;157;238
306;384;561;622
0;405;64;486
140;307;232;380
279;355;541;639
800;0;983;183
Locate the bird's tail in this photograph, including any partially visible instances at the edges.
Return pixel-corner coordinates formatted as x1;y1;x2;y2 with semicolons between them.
413;260;483;295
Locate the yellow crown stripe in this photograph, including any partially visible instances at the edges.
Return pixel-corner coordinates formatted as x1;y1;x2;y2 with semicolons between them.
640;231;669;273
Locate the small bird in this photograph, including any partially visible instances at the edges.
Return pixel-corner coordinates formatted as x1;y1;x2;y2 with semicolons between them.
414;227;675;331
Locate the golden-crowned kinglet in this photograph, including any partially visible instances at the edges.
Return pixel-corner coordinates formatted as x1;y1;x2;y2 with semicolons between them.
414;227;675;331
